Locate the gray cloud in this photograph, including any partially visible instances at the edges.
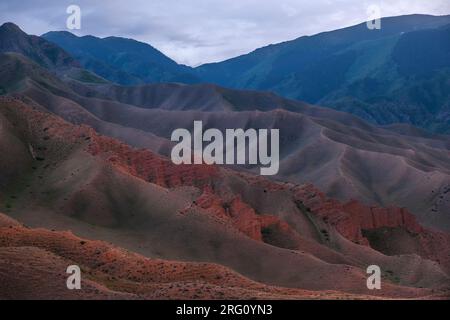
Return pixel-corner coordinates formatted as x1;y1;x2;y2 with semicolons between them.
1;0;449;66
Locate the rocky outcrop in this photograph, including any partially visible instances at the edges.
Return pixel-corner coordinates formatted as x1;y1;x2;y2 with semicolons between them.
87;133;219;189
0;23;79;69
343;200;423;234
291;184;424;245
290;184;450;273
195;186;297;243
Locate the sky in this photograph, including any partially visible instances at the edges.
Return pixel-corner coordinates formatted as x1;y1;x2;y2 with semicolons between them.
1;0;449;66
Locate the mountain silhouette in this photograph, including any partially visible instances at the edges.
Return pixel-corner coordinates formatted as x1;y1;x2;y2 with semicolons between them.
0;22;79;70
43;31;200;85
1;18;450;300
194;14;450;133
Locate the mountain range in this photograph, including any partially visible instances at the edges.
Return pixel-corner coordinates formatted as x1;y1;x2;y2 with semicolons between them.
42;30;200;85
0;17;450;299
41;14;450;134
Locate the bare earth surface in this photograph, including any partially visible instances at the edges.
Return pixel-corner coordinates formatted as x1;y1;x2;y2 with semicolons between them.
1;97;449;299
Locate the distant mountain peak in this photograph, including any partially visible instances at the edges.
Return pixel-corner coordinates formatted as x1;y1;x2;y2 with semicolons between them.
0;22;29;41
0;22;79;69
43;30;201;85
0;22;24;33
42;30;78;38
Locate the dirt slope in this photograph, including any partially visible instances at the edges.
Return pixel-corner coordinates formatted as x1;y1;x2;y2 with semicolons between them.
1;96;449;299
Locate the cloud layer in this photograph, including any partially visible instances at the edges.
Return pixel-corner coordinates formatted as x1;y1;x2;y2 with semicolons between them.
1;0;449;66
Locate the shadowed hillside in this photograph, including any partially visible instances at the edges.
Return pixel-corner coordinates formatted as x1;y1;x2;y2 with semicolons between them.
0;96;450;299
1;51;449;232
194;15;450;133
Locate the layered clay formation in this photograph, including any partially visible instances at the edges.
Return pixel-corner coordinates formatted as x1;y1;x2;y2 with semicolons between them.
1;96;449;299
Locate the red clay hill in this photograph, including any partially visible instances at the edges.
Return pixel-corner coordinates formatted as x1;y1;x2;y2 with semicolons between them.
0;96;450;299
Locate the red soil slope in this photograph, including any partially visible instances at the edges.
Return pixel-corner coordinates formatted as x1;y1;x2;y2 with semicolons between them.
0;213;379;300
1;96;449;299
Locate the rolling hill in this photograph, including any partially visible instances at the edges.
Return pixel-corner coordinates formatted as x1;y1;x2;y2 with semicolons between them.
1;96;449;299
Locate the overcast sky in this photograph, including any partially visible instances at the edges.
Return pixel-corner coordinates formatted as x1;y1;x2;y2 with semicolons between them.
1;0;449;66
